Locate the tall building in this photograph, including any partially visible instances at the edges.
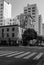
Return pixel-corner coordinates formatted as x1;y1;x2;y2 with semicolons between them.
24;4;39;33
41;23;44;36
0;0;11;26
38;15;42;35
24;4;38;22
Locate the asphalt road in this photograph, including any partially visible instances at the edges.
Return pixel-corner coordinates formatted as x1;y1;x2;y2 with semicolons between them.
0;46;44;65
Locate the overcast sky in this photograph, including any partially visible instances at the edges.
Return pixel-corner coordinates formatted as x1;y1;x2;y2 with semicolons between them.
5;0;44;23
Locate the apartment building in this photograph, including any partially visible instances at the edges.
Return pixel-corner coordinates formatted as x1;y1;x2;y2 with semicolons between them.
24;4;39;33
0;0;11;25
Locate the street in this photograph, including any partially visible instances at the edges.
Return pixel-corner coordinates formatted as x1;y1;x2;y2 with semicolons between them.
0;46;44;65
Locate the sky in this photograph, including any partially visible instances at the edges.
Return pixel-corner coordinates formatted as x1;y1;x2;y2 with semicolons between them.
5;0;44;23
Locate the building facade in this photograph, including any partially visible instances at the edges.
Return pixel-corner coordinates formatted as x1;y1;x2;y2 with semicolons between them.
38;15;42;35
0;0;11;26
4;17;20;25
3;1;11;19
24;4;39;33
42;24;44;35
0;25;25;45
17;13;25;28
24;4;39;22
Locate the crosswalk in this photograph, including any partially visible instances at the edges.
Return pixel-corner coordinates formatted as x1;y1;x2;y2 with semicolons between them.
0;50;43;60
15;52;30;58
23;52;37;59
33;53;43;60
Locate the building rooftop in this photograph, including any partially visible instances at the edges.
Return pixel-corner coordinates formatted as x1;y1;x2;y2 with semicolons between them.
0;25;26;29
4;0;10;5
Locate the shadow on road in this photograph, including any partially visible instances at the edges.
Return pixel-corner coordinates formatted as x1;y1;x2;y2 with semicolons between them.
37;57;44;65
9;59;39;65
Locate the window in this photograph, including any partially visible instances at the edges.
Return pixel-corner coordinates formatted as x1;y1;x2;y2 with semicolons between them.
32;7;35;9
32;13;35;15
2;29;4;37
0;20;3;22
32;10;35;12
28;11;31;12
28;8;31;10
7;33;9;37
1;8;3;9
10;19;12;21
24;9;27;11
1;4;3;6
0;23;2;25
12;33;14;37
2;29;4;32
12;28;15;31
33;16;35;18
7;28;9;32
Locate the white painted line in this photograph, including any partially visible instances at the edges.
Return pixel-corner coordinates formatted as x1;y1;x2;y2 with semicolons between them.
6;52;24;57
33;53;43;60
15;52;30;58
0;51;16;54
0;51;12;54
0;51;12;52
23;52;37;59
0;51;11;52
0;51;18;56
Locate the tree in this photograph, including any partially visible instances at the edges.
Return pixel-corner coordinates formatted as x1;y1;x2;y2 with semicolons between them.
22;28;37;46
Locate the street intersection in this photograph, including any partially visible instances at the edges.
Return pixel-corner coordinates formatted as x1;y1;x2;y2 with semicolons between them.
0;46;44;65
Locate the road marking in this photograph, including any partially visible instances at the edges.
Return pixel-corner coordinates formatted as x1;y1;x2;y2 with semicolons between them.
15;52;30;58
0;51;18;56
0;50;15;52
0;51;12;54
23;52;37;59
0;50;13;53
33;53;43;60
6;51;24;57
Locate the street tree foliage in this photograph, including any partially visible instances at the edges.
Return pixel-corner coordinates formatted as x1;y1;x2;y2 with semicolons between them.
22;28;37;46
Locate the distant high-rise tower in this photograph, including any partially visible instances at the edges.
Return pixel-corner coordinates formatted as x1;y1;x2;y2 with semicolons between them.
42;24;44;35
0;0;11;26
